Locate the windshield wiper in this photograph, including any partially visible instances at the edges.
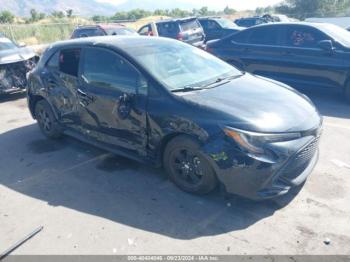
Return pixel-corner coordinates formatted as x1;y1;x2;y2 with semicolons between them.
171;74;243;93
203;74;242;88
171;86;204;93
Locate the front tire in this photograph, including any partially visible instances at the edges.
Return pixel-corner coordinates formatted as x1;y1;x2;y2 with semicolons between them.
35;100;62;139
163;135;217;194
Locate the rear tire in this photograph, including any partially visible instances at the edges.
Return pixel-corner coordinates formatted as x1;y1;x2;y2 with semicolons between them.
163;135;217;195
34;100;62;139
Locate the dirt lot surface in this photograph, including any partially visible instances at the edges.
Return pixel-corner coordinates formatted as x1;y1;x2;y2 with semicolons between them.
0;88;349;255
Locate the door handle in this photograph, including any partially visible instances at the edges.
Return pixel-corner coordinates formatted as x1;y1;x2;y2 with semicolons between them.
117;93;133;119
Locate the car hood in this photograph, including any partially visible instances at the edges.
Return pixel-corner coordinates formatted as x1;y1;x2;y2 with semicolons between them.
0;47;36;65
176;73;321;133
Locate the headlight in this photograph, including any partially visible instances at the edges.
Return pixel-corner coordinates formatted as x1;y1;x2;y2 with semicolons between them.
223;126;301;155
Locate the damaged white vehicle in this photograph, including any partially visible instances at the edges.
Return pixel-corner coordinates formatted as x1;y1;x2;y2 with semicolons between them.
0;35;38;94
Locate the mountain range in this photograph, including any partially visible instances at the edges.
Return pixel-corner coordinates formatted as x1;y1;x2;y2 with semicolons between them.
0;0;118;17
0;0;233;17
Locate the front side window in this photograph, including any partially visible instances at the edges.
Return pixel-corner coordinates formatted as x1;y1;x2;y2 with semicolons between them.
124;39;241;91
59;48;81;77
283;26;328;48
82;47;140;94
138;25;151;35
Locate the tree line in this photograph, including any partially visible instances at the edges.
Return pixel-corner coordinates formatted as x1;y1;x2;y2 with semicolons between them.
92;6;236;22
275;0;350;20
0;8;74;24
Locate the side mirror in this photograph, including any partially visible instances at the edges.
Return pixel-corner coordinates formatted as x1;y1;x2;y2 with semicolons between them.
18;42;26;47
318;40;334;53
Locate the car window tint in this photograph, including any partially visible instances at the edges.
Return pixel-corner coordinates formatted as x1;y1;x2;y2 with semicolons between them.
46;51;59;69
82;48;139;94
236;19;256;27
59;49;81;77
73;28;104;38
104;28;137;35
180;19;200;31
284;26;328;48
207;20;220;29
248;27;279;45
157;22;178;35
230;30;251;44
199;20;208;28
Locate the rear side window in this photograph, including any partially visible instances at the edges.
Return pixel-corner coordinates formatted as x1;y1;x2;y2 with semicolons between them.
248;27;279;45
72;28;105;38
230;30;251;44
206;20;220;30
59;49;81;77
46;51;59;69
180;19;200;31
82;47;140;94
157;22;179;35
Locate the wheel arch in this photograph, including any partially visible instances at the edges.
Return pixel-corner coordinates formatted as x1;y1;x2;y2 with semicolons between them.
29;94;59;120
156;132;203;167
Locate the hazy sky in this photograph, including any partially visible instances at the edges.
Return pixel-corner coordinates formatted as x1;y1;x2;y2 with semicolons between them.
96;0;284;11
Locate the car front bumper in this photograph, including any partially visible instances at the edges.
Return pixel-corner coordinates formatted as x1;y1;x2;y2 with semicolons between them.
201;132;321;200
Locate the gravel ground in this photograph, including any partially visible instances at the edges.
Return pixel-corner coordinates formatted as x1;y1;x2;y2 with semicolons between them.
0;87;349;255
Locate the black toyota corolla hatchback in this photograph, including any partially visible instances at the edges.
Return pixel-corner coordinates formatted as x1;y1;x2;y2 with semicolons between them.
27;36;322;200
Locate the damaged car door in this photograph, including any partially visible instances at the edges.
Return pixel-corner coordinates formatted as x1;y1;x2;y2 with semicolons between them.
77;46;148;156
41;48;81;129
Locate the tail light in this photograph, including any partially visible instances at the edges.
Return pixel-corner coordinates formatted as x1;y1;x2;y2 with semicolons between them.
176;33;184;41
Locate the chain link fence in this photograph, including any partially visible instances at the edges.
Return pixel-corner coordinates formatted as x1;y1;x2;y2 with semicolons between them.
0;19;140;46
0;22;85;45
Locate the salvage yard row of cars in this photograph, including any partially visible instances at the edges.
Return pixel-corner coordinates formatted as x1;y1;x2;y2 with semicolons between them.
3;14;350;200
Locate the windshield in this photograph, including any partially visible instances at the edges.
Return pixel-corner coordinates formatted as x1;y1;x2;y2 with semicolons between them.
320;23;350;47
216;18;238;29
180;19;201;31
0;37;17;51
124;39;241;91
105;28;138;35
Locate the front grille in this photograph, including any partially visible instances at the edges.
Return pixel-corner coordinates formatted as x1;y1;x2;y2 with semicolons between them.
280;135;320;181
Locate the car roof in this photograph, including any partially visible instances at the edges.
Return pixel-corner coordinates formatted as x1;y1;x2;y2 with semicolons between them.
154;17;198;24
48;35;175;50
241;22;331;30
198;16;222;20
75;24;125;30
